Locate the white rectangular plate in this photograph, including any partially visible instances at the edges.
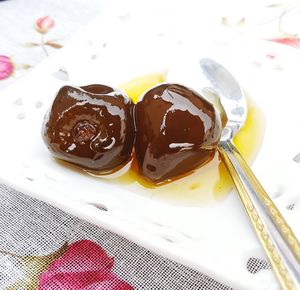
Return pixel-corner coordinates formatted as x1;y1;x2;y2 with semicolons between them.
0;5;299;290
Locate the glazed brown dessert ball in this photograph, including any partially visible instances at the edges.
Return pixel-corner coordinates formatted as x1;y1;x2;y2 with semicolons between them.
134;83;222;183
42;84;135;172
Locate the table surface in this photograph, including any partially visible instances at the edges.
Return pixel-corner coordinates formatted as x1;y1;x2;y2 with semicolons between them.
1;0;300;289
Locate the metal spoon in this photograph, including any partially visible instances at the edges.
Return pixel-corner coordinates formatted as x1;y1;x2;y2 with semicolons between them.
199;58;300;290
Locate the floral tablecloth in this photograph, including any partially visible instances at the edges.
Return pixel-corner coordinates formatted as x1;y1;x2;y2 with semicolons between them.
1;0;300;289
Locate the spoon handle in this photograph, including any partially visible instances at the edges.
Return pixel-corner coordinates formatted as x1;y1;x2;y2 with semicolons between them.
218;140;300;290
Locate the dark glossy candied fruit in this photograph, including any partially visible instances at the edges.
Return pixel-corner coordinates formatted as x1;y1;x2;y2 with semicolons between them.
134;83;222;183
42;84;135;172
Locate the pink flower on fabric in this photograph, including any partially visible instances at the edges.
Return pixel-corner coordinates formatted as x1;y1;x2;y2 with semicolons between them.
38;240;133;290
269;38;300;49
35;16;55;34
0;55;14;80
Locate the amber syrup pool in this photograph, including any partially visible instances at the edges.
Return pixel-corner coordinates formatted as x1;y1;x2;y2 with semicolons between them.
60;72;265;206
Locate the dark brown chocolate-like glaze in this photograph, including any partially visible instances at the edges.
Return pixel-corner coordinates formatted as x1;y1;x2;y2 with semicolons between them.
134;83;221;183
42;84;135;172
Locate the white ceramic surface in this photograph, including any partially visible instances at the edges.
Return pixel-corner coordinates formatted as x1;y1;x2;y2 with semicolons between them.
0;6;300;290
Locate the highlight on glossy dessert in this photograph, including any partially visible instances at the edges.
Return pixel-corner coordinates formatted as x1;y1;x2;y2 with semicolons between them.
134;84;222;183
42;84;135;173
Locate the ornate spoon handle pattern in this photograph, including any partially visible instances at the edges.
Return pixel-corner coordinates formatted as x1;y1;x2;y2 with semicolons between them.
219;140;300;290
